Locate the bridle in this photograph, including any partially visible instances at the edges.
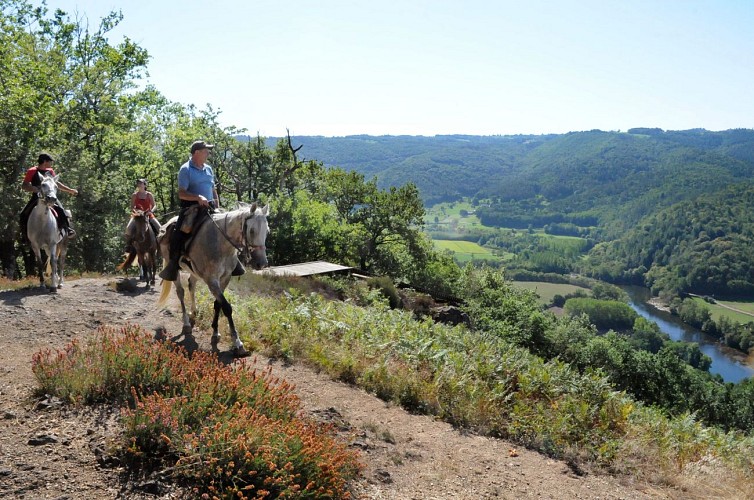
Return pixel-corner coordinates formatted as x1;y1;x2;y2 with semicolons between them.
211;208;266;254
37;180;58;209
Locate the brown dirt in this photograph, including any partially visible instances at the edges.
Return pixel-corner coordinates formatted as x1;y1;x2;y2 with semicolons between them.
0;276;691;499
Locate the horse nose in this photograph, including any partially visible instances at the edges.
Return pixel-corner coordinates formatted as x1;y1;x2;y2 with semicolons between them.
250;255;268;270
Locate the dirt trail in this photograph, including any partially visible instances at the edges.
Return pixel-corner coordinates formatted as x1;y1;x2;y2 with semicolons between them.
0;277;684;499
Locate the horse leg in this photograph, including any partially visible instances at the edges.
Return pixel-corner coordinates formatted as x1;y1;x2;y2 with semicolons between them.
173;277;192;336
137;252;146;284
48;243;58;292
150;253;157;285
144;252;152;286
33;247;45;288
137;252;145;281
57;245;66;288
187;275;198;327
206;279;247;356
211;299;222;351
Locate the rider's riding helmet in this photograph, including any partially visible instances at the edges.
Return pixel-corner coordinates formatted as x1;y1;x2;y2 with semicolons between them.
135;178;147;187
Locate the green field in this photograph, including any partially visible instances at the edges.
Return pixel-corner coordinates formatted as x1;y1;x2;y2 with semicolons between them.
512;281;590;306
425;200;482;231
433;239;509;263
716;299;754;316
691;297;754;324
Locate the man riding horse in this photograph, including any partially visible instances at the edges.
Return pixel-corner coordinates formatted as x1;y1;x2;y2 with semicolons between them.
159;140;245;281
20;153;78;241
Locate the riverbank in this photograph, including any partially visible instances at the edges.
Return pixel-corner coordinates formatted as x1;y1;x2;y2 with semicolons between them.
648;295;754;372
623;285;754;382
647;297;671;313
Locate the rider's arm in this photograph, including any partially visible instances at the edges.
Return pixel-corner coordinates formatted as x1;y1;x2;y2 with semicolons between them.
55;180;78;196
22;181;39;194
131;193;138;211
147;192;156;212
213;187;220;209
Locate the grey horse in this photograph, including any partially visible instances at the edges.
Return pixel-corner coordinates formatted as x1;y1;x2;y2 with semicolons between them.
26;174;70;291
157;203;269;356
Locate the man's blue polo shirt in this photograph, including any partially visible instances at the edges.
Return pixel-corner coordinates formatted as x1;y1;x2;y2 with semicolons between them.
178;159;215;202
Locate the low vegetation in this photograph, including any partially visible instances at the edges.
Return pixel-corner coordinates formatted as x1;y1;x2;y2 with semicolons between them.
29;271;754;495
32;325;361;498
192;275;753;492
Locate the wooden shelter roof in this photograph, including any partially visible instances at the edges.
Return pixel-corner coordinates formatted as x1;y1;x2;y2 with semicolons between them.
255;260;353;277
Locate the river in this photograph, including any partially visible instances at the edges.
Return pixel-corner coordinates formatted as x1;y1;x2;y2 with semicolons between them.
622;286;754;383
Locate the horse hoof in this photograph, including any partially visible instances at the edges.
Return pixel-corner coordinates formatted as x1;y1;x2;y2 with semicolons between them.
233;346;250;358
48;287;57;293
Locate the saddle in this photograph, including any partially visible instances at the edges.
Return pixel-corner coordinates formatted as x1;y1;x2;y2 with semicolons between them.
52;207;73;237
158;207;212;260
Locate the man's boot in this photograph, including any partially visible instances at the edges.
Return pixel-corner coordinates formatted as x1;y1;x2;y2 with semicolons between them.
20;220;28;244
231;258;246;276
159;255;181;281
159;230;186;281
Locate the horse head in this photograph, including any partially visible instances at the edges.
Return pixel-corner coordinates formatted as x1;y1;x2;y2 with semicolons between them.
128;209;151;243
37;173;59;207
244;203;270;270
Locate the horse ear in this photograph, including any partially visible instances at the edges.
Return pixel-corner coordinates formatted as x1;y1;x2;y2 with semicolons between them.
53;174;60;182
261;205;269;216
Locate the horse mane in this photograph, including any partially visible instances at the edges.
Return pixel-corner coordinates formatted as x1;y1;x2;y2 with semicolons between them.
224;202;258;216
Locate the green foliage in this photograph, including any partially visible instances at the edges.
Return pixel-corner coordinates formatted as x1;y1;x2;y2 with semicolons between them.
563;298;638;331
367;276;402;309
31;324;360;497
456;266;551;352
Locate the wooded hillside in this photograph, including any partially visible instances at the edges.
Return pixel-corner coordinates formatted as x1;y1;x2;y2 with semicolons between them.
262;129;754;297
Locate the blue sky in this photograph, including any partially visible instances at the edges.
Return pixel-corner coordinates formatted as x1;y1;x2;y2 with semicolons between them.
43;0;754;137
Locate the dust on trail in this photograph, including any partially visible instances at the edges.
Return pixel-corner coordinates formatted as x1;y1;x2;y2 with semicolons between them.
0;277;676;499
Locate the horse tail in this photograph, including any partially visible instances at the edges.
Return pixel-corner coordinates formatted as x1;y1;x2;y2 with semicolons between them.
157;278;173;307
116;251;137;272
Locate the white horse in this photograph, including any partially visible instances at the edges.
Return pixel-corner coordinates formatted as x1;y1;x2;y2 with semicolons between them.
27;174;69;291
157;203;269;355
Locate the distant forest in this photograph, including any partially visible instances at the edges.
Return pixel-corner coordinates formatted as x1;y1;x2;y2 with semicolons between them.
250;128;754;298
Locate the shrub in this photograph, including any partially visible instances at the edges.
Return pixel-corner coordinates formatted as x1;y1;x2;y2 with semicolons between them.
367;276;402;309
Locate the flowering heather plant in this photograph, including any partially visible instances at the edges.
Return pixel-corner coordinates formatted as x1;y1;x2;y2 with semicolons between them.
32;324;361;498
32;324;183;404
